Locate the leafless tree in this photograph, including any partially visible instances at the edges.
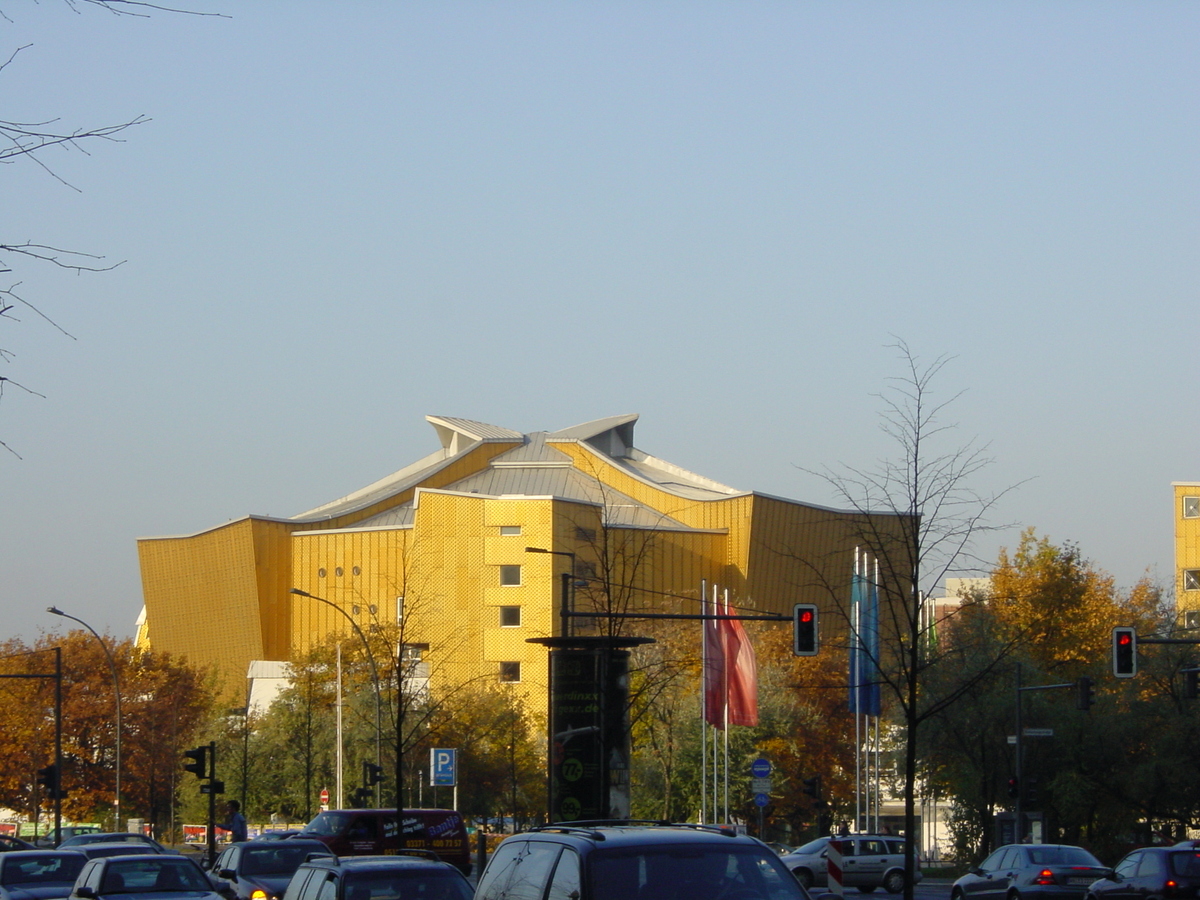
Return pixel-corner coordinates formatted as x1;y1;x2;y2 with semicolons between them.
799;339;1024;899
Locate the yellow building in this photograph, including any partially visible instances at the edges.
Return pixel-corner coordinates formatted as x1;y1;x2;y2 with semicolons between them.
1173;482;1200;628
137;414;903;702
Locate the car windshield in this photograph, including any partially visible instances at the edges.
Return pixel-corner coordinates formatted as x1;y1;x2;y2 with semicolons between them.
1170;852;1200;877
1025;847;1102;867
2;855;87;885
343;870;472;900
242;846;321;876
100;858;209;893
591;846;807;900
791;839;829;855
301;814;351;838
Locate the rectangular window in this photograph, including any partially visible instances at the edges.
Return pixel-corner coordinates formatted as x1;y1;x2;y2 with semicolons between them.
500;565;522;586
499;525;522;536
499;661;521;683
1185;497;1200;519
1184;570;1200;592
500;606;521;627
1186;611;1200;630
396;596;404;623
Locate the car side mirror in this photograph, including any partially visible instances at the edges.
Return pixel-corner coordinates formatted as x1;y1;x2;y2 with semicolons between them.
75;887;97;898
970;867;984;876
219;869;237;881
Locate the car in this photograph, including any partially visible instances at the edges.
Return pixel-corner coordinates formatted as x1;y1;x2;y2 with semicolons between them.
0;850;87;900
0;839;35;855
72;846;165;862
56;836;173;856
280;853;472;900
1085;846;1200;900
69;854;220;900
474;820;813;900
951;843;1108;900
207;839;334;900
35;832;102;851
781;835;920;892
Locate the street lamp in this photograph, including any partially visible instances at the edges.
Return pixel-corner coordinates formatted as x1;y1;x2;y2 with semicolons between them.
46;606;122;830
289;589;382;803
524;547;576;637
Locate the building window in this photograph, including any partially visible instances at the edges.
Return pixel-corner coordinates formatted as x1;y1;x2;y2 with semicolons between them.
500;525;521;536
1185;497;1200;519
318;568;326;578
500;606;521;627
575;526;596;543
335;567;344;577
396;596;404;623
1184;570;1200;592
401;643;427;662
1185;611;1200;630
500;565;522;586
499;661;521;683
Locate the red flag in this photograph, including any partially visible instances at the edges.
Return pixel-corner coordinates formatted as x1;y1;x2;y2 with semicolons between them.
703;594;726;728
723;602;758;727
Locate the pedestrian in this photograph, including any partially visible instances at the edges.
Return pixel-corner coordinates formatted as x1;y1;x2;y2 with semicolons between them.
222;800;248;843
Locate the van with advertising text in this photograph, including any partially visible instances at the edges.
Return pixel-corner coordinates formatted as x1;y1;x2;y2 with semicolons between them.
298;809;471;875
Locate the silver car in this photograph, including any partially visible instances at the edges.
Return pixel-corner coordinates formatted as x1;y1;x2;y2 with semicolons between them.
782;835;921;893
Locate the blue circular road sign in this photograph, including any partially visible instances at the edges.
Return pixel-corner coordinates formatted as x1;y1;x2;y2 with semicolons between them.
751;757;771;778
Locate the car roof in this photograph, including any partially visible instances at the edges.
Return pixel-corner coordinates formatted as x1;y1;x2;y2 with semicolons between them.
301;855;454;872
514;822;768;851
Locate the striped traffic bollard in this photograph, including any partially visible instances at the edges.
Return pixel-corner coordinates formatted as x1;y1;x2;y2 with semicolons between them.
827;839;845;897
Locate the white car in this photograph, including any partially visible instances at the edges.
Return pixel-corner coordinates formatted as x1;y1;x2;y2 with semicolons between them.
782;835;921;893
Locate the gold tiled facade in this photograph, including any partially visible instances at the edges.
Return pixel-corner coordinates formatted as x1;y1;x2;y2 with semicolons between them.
138;415;905;701
1174;482;1200;626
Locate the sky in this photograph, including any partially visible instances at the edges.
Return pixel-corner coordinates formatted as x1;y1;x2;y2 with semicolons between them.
2;1;1196;645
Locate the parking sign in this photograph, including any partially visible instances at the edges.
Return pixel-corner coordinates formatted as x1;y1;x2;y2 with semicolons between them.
431;748;456;786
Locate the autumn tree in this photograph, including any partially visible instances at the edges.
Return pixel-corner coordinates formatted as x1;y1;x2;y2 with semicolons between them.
0;630;211;832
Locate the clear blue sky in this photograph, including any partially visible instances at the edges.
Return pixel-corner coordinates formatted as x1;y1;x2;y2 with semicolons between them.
3;2;1196;644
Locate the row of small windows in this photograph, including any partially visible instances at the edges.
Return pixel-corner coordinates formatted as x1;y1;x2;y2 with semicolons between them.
316;566;363;578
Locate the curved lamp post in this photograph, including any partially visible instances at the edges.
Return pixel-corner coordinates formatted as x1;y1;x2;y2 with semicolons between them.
289;589;382;801
46;606;122;830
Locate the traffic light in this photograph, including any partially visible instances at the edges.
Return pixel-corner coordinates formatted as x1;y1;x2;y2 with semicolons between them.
802;776;820;798
1185;668;1198;701
1025;776;1039;805
184;746;209;779
37;764;66;799
363;762;383;786
1112;627;1137;678
793;604;819;656
350;787;371;808
1007;777;1019;798
1076;676;1095;711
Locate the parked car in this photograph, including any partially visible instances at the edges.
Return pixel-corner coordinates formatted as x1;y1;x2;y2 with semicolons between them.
35;831;101;851
781;834;920;892
280;853;472;900
56;836;173;856
475;821;811;900
72;846;164;862
951;844;1108;900
1086;846;1200;900
0;839;35;855
69;855;219;900
298;809;471;874
207;839;333;900
0;850;87;900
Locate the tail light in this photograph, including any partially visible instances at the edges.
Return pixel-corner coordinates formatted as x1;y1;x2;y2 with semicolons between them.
1032;870;1056;886
1163;880;1178;897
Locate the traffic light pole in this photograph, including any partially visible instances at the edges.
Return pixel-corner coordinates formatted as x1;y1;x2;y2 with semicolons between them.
1013;664;1082;841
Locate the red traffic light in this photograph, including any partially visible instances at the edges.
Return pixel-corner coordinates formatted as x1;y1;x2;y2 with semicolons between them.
1112;627;1137;678
793;604;819;657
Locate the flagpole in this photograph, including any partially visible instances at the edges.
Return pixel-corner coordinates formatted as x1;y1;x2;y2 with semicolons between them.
700;579;708;825
723;587;731;823
854;547;862;832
